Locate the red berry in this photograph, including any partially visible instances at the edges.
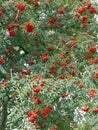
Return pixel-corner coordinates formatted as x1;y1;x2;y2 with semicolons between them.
82;22;88;28
40;81;46;87
88;89;96;98
17;4;27;11
9;30;16;37
61;93;69;98
82;15;88;23
95;72;98;78
42;106;53;115
33;87;42;93
35;98;42;104
81;106;90;112
34;2;40;7
19;74;27;79
87;3;92;9
25;22;35;32
0;58;5;65
78;6;87;14
22;70;31;75
79;83;85;88
47;46;54;51
79;0;83;2
41;56;49;63
89;6;96;14
49;17;56;24
58;7;66;14
0;11;3;17
89;46;96;53
93;108;98;113
6;24;13;30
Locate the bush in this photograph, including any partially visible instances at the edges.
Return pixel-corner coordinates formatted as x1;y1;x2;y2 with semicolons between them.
0;0;98;129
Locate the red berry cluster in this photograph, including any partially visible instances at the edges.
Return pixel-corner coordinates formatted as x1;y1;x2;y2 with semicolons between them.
25;22;35;32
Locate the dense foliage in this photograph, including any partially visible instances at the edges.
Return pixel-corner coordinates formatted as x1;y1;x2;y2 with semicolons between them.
0;0;98;130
